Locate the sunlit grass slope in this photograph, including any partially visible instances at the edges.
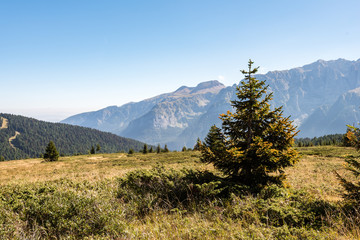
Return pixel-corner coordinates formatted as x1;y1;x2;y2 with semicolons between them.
0;147;359;239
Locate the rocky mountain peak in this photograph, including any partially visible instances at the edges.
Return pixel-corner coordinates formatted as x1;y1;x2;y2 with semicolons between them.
190;80;225;94
62;58;360;149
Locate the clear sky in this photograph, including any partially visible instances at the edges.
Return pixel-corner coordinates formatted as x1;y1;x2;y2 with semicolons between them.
1;0;359;122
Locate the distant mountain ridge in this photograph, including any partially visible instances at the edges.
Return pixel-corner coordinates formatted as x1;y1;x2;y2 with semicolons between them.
0;113;146;160
61;59;360;149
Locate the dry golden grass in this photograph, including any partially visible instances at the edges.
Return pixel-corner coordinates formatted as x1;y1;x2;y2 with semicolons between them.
285;146;359;201
0;151;214;185
0;146;357;201
1;146;360;239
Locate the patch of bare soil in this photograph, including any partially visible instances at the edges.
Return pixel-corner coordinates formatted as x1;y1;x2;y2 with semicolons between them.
0;117;8;129
9;131;20;149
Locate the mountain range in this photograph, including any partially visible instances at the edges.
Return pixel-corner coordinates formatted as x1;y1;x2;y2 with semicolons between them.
61;58;360;149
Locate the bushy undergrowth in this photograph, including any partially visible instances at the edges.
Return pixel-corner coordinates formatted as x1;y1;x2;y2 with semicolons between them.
117;166;226;214
0;179;124;239
1;164;360;239
117;166;336;228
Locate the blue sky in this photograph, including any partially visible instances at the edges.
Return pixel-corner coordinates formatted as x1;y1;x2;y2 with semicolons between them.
1;0;359;121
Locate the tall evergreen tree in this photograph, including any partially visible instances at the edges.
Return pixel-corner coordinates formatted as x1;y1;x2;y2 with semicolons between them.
156;144;161;154
193;137;202;151
336;125;360;204
164;144;169;153
90;146;95;154
143;144;148;154
201;60;298;189
43;141;59;162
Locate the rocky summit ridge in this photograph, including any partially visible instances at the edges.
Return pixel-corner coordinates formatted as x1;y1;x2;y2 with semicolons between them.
61;59;360;149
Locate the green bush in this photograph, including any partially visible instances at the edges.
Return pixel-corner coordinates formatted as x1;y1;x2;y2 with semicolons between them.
224;185;335;229
0;180;124;239
117;166;226;215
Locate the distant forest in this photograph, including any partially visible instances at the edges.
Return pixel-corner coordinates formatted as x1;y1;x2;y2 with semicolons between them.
295;133;349;147
0;113;145;160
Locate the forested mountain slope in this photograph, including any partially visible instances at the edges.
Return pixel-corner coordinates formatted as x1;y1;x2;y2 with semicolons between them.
0;113;145;160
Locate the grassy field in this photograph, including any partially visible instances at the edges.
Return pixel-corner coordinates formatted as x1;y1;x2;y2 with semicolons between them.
0;146;359;239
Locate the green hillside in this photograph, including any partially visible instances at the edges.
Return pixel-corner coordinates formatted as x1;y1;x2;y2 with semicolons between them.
0;113;145;160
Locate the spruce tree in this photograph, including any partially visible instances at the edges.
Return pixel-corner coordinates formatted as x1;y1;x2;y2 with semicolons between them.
336;125;360;203
193;137;202;151
164;144;169;153
143;144;148;154
201;60;298;189
90;146;95;154
43;141;59;162
156;144;161;154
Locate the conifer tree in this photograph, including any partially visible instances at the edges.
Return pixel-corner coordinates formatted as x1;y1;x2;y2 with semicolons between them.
336;125;360;203
96;144;101;152
201;60;298;189
90;146;95;154
43;141;59;162
143;144;148;154
193;137;202;151
156;144;161;154
164;144;169;153
149;146;153;153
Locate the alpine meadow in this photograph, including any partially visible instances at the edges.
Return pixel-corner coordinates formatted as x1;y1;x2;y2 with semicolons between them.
1;60;360;239
2;1;360;239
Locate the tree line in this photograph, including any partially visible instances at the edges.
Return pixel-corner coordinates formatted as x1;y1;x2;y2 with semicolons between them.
295;133;350;147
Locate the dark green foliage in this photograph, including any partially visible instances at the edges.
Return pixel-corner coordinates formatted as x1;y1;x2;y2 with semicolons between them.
90;146;95;154
0;180;124;239
193;137;201;151
142;144;148;154
225;186;335;229
182;146;187;152
336;126;360;205
128;148;134;154
117;166;335;229
336;156;360;203
163;144;169;153
295;134;347;147
43;141;59;162
96;144;101;152
156;144;161;154
117;166;225;214
149;146;153;153
0;156;4;162
201;60;298;190
0;113;145;160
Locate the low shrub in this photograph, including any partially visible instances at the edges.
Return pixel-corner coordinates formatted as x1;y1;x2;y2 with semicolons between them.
117;166;226;215
0;180;125;239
